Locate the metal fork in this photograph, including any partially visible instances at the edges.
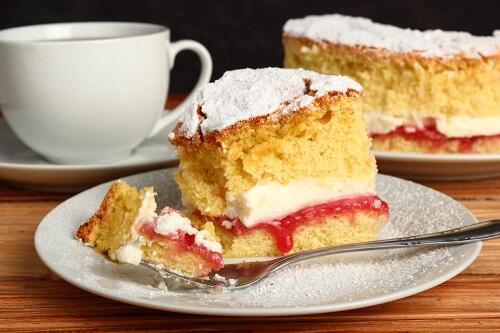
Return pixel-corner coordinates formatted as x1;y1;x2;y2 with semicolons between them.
141;220;500;290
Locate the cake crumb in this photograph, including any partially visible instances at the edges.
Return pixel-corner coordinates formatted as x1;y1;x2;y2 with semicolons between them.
221;220;234;229
157;281;169;291
213;274;227;283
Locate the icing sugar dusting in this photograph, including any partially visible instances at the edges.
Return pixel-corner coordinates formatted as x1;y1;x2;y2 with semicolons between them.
284;14;500;59
176;67;362;138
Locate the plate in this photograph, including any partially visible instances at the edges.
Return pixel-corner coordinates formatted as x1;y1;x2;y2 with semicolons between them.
34;169;481;316
375;151;500;181
0;119;179;192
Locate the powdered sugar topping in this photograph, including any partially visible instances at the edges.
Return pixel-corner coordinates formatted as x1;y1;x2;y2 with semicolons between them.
175;67;362;138
284;14;500;59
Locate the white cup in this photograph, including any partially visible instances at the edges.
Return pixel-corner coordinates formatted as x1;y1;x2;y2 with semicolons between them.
0;22;212;164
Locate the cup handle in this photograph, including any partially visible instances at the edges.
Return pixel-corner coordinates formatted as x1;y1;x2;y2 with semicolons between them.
147;39;213;137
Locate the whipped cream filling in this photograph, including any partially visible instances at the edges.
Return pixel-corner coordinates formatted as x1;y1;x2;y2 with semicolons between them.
194;230;223;253
155;209;222;253
366;112;500;138
155;210;198;236
225;178;375;228
130;189;158;239
115;189;157;265
115;241;143;265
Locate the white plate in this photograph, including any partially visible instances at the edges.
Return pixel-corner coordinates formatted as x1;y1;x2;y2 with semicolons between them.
35;169;481;316
375;151;500;181
0;119;179;192
34;169;481;316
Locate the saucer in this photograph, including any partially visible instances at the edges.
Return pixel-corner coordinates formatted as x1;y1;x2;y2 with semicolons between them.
0;118;179;192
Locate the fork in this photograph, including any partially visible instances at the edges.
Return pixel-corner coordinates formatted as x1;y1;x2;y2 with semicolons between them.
141;220;500;290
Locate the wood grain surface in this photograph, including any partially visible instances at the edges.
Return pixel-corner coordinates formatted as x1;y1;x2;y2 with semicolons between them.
0;95;499;332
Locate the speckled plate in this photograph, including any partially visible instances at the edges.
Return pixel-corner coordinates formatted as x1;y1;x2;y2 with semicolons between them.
375;151;500;181
34;169;481;316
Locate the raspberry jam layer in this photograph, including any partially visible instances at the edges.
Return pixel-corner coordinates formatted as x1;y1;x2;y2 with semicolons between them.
139;222;223;271
372;121;500;152
197;195;388;254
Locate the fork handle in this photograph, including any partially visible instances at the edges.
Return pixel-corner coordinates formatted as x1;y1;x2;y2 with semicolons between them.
271;220;500;270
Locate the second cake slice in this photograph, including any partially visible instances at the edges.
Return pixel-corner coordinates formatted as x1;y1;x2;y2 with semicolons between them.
170;67;389;258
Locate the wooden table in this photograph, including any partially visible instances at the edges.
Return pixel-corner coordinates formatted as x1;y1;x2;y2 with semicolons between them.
1;96;499;332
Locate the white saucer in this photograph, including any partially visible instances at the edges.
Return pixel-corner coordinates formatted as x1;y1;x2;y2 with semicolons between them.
34;168;481;316
375;151;500;181
0;119;179;192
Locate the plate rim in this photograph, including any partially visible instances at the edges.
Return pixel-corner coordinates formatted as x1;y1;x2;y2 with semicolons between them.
34;169;483;316
0;157;179;172
375;151;500;162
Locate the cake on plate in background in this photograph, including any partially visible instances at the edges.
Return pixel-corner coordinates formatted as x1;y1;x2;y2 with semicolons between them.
169;67;389;258
283;14;500;154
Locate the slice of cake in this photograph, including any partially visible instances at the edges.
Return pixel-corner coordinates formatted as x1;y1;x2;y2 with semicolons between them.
169;67;389;258
283;14;500;153
76;181;223;277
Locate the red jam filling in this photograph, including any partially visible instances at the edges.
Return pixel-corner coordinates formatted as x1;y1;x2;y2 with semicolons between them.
139;222;224;270
372;120;500;152
196;195;388;254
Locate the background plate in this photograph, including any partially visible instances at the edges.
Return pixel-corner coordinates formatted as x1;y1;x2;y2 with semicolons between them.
34;169;481;316
375;151;500;181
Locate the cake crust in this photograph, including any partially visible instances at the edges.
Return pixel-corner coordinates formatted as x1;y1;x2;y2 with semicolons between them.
169;67;363;147
283;35;500;67
76;181;125;244
170;89;362;148
283;14;500;61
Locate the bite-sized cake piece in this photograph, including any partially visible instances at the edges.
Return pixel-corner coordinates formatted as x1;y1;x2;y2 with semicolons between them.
169;68;389;258
76;181;223;277
283;14;500;153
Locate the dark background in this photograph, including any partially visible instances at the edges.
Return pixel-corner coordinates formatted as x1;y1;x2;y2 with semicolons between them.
1;0;498;92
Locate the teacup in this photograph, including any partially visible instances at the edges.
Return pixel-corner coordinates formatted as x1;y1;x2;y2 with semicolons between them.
0;22;212;164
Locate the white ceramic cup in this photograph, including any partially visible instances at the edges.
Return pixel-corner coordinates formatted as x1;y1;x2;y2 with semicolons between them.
0;22;212;164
